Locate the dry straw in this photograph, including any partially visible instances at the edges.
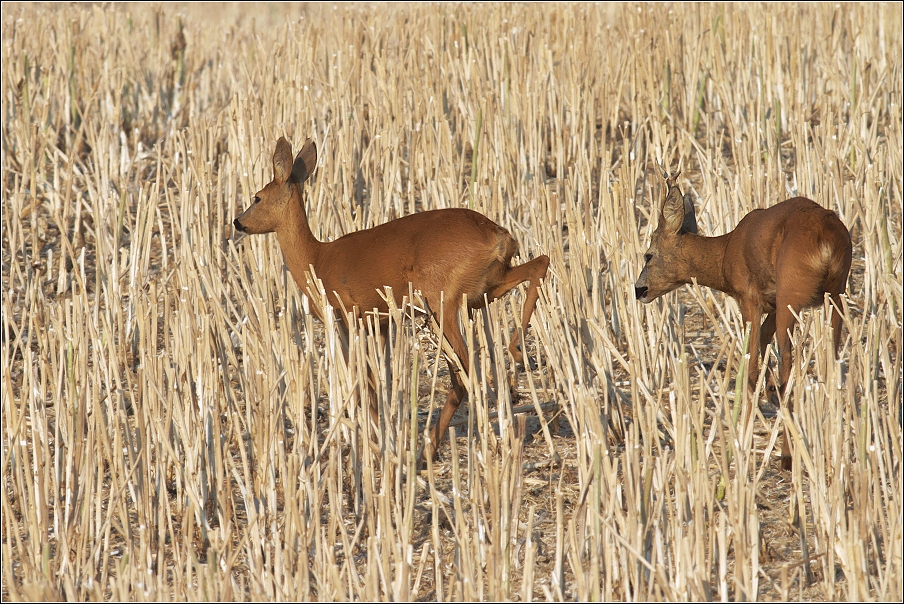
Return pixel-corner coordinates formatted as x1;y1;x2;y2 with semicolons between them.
2;3;901;601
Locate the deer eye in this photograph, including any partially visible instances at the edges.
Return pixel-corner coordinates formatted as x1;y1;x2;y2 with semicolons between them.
644;253;653;264
253;196;261;204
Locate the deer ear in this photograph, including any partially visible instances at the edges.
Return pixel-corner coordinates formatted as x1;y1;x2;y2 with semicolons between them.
660;180;687;234
681;193;698;234
273;137;294;183
292;139;317;184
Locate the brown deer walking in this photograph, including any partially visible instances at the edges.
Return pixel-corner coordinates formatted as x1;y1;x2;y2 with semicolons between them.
233;137;550;461
634;171;852;469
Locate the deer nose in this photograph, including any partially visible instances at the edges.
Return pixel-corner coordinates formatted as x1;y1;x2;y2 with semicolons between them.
635;286;648;300
233;218;246;232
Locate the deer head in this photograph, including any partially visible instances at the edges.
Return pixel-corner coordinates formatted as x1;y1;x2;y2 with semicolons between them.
634;170;699;303
233;137;317;235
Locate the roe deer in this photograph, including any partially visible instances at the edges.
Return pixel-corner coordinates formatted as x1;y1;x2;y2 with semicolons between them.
233;137;550;461
634;171;852;470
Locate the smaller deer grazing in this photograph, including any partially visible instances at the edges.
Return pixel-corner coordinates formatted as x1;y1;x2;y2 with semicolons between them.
234;137;550;462
635;171;852;470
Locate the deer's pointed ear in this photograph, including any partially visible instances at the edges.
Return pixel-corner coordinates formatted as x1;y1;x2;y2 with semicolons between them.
660;180;687;234
292;139;317;184
273;137;294;183
681;193;698;234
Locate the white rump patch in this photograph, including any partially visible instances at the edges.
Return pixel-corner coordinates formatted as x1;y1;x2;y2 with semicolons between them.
809;240;834;270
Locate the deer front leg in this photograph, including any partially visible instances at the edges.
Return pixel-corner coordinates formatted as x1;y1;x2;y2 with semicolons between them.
740;306;764;392
758;312;778;398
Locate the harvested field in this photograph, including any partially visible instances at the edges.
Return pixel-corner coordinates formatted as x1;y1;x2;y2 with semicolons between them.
2;2;901;600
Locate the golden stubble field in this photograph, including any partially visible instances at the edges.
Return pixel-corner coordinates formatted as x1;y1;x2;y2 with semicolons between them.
2;2;901;601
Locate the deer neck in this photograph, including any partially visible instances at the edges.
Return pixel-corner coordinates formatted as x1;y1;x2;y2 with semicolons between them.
678;232;732;294
275;187;323;292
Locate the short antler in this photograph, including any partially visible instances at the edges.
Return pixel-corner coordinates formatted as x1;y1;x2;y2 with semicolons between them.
658;162;681;187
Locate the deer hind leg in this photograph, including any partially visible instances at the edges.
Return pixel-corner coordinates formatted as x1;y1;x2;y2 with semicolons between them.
829;293;845;358
825;232;852;358
485;255;550;366
774;299;799;471
425;306;470;462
